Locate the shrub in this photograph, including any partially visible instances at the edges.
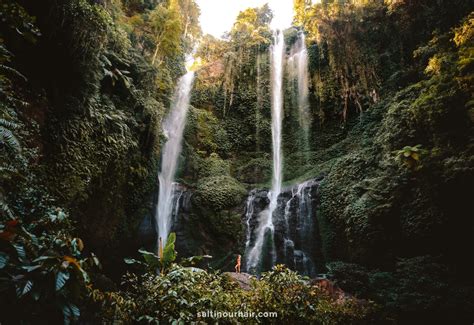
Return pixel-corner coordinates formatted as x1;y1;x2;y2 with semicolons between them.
0;209;99;324
91;264;378;324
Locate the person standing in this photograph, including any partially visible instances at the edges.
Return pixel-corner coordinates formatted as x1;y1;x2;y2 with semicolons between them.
235;254;241;273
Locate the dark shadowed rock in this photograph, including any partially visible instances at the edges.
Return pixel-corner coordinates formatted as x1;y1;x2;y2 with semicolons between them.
224;272;253;290
137;214;156;248
243;177;324;276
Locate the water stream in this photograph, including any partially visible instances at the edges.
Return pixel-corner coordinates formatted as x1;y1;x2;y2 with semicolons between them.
287;32;311;152
155;70;194;246
246;30;285;272
244;179;318;276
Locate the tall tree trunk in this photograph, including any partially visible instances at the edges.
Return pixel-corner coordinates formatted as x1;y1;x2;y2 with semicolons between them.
151;40;162;65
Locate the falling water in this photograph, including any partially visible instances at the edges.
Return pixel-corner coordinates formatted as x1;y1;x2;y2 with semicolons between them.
172;183;184;224
244;191;256;253
270;30;285;208
155;69;194;246
246;30;285;272
283;180;316;276
296;33;310;132
287;32;311;153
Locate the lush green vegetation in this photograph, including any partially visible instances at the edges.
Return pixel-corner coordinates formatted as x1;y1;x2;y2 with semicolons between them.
90;261;377;324
1;0;473;323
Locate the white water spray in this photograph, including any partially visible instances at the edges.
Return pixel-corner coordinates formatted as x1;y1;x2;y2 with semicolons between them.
288;32;311;141
296;33;310;131
244;192;256;252
156;69;194;246
246;30;285;271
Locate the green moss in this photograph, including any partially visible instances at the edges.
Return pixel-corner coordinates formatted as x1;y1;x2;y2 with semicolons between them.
197;153;230;178
193;175;246;211
184;107;232;157
234;154;272;185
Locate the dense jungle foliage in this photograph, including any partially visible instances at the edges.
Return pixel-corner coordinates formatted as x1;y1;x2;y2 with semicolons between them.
0;0;473;323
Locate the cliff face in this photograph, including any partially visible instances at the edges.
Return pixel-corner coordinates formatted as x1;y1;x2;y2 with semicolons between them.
245;178;324;276
0;0;180;280
1;0;473;323
165;2;474;322
154;178;323;273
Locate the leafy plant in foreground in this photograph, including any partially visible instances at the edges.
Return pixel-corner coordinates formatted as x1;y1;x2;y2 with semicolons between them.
124;232;177;274
0;209;99;324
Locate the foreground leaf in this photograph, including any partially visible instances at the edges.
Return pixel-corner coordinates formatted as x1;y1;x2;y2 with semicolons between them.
56;271;70;291
0;252;9;268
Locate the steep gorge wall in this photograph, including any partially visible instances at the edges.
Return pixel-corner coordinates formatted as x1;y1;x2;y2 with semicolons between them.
1;0;183;279
170;2;473;321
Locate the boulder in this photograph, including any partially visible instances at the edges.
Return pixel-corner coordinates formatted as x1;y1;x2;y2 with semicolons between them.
224;272;253;291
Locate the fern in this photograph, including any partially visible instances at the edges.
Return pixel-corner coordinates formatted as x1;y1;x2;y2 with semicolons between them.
0;64;27;81
0;118;20;151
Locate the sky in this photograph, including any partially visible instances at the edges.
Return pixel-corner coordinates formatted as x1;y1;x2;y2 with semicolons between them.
195;0;295;38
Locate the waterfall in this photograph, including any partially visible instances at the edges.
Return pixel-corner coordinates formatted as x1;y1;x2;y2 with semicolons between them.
172;183;184;224
244;178;319;277
255;52;262;152
270;30;285;211
287;32;311;153
284;180;316;276
155;70;194;246
246;30;285;272
296;33;310;132
244;191;257;253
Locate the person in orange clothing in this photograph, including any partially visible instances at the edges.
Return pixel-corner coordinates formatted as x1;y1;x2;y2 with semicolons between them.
235;254;241;273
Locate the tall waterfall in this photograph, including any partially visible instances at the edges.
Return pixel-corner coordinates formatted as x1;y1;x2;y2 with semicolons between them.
287;32;311;150
156;70;194;246
246;30;285;272
244;179;320;277
280;180;317;276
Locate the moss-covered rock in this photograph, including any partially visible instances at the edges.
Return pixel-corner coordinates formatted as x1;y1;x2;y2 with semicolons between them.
193;175;246;211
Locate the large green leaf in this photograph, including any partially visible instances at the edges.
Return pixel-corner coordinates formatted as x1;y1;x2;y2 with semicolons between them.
166;232;176;245
13;244;25;260
90;252;100;267
32;255;57;263
0;252;9;269
138;248;160;269
180;255;212;266
124;258;142;265
162;232;177;267
21;280;33;296
56;271;70;291
16;280;33;298
62;303;80;325
21;265;42;272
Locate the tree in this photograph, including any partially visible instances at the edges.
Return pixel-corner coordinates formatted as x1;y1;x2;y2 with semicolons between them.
293;0;312;27
230;4;273;47
149;0;182;65
178;0;201;51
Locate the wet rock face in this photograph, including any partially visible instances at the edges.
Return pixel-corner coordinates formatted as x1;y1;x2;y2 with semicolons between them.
138;184;195;255
244;189;270;245
137;214;156;248
224;272;253;291
171;188;196;256
243;178;323;277
139;177;323;276
167;184;245;266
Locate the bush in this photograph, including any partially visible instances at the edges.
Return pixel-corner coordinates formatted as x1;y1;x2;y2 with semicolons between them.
91;264;378;324
0;209;99;324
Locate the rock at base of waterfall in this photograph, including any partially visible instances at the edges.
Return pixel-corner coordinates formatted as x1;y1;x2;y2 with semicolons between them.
224;272;253;291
